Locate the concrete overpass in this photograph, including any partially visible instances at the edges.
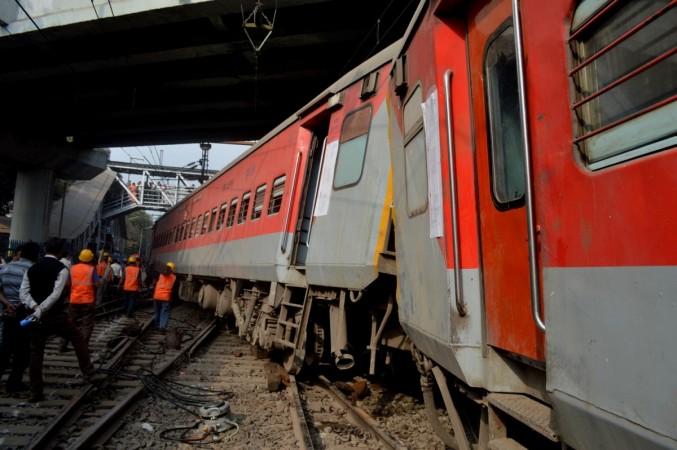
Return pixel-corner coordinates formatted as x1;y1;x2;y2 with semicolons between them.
0;0;418;244
0;0;416;148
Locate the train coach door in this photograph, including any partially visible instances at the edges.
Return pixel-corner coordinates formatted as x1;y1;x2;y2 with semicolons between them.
466;0;544;361
292;120;329;267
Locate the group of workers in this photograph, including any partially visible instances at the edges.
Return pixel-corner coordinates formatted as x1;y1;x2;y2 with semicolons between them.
0;238;177;402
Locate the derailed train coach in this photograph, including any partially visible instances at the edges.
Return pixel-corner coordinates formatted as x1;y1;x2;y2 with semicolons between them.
151;42;405;374
386;0;676;449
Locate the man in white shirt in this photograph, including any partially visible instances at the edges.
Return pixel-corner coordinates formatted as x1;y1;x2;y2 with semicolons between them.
110;259;122;285
20;238;96;402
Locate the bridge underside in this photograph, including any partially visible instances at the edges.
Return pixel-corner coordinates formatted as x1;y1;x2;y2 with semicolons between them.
0;0;416;149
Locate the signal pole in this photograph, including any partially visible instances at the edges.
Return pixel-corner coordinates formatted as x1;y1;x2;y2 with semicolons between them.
199;142;211;183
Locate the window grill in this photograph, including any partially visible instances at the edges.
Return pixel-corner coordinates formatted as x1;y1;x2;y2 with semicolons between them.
268;175;286;214
190;218;197;238
226;198;238;227
208;208;217;232
569;0;676;169
252;184;267;220
238;192;251;224
216;203;228;229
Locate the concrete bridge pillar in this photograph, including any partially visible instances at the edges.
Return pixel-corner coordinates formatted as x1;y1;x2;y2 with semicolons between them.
9;168;55;244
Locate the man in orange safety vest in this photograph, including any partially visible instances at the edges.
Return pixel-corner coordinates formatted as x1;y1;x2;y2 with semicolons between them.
69;249;102;345
120;256;142;316
95;254;112;304
152;262;177;330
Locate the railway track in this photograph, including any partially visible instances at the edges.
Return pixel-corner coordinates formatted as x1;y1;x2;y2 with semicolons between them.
0;302;216;449
106;329;295;448
290;375;409;450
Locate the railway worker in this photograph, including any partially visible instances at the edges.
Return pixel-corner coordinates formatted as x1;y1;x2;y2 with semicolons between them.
19;238;96;403
0;242;39;393
120;255;142;316
95;253;112;304
110;258;122;286
152;262;177;330
68;249;102;345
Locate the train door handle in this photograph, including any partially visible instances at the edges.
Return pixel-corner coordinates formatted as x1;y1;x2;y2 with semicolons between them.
443;70;467;317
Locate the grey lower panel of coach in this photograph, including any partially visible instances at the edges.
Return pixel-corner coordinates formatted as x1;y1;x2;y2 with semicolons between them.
545;265;677;450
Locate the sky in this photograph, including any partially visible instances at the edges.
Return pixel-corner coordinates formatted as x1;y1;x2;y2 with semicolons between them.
109;143;250;173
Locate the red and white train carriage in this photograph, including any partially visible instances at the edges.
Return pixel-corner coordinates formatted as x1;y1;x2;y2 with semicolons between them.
151;0;676;448
387;0;675;449
151;43;404;373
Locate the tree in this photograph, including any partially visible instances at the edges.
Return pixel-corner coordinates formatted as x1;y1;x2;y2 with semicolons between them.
124;210;153;256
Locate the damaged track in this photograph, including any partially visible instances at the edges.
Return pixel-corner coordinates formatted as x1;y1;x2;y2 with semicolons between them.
291;375;409;450
106;329;296;448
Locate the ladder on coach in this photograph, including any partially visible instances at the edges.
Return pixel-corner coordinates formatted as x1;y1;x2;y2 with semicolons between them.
275;287;313;373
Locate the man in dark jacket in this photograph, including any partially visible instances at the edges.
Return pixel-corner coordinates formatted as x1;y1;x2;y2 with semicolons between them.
0;242;39;393
19;238;96;402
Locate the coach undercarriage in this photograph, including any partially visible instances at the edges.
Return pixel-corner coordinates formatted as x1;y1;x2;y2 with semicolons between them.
177;273;407;377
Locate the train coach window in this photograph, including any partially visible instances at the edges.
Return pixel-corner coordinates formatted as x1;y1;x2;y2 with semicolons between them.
333;105;372;189
190;218;197;238
216;203;228;229
202;212;210;235
252;184;266;220
208;208;217;232
485;24;526;206
268;175;286;215
196;214;204;236
403;85;428;217
226;198;238;227
238;192;251;224
570;0;676;169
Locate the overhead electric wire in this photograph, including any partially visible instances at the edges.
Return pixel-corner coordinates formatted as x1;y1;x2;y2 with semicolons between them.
13;0;46;38
361;0;418;62
107;0;115;17
340;0;397;73
90;0;100;19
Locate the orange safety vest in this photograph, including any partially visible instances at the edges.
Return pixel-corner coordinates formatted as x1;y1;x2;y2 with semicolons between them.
153;273;176;301
123;266;141;292
96;261;112;281
70;263;96;304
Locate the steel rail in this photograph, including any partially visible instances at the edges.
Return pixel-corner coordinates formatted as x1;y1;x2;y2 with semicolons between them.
68;318;219;449
288;375;315;450
28;316;155;450
317;375;409;450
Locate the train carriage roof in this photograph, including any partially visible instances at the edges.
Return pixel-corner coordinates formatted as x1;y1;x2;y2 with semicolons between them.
158;38;404;222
